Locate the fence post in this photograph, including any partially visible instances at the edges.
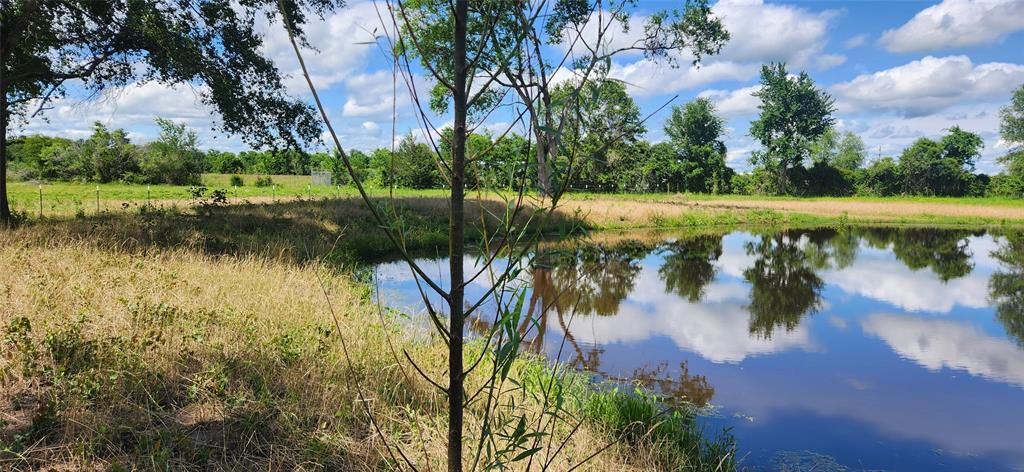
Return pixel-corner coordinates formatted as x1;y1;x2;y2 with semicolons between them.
38;184;43;218
95;186;100;214
272;184;276;202
307;184;311;199
147;185;151;205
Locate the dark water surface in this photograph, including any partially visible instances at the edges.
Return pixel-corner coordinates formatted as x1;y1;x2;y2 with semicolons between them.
373;227;1024;471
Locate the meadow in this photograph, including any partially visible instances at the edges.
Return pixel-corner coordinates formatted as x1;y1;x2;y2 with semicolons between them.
3;175;1023;470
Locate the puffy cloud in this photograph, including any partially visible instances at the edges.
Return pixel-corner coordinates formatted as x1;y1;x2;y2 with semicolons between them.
610;60;758;97
879;0;1024;53
862;314;1024;388
832;56;1024;117
572;0;840;96
698;85;761;117
260;0;392;94
712;0;837;67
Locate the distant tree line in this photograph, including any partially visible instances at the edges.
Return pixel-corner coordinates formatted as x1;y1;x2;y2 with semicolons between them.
8;76;1024;198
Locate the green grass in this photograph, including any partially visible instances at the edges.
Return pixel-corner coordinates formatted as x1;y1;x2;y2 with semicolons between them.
6;174;448;216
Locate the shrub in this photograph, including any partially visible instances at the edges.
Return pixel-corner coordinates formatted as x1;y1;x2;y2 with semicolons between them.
230;175;245;187
254;175;273;187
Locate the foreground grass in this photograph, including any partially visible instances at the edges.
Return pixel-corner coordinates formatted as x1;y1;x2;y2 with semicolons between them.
0;214;735;470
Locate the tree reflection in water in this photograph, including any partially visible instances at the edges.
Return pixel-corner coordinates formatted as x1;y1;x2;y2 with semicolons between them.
659;234;724;302
990;230;1024;347
473;227;1005;405
858;227;979;282
743;231;824;339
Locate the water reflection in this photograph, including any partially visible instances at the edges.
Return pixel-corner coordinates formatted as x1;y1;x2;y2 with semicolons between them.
375;226;1024;470
990;231;1024;347
659;235;722;302
743;231;824;339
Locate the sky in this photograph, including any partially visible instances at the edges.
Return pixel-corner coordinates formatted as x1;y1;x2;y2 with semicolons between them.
16;0;1024;174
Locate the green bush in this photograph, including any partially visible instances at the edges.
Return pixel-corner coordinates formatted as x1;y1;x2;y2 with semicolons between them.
254;175;274;187
230;175;245;187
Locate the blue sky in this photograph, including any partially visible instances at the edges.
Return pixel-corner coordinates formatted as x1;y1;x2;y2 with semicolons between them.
18;0;1024;173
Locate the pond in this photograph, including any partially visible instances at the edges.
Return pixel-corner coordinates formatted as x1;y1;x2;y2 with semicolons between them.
373;227;1024;471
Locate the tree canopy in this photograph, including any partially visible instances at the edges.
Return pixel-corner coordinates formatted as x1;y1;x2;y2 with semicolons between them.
750;63;836;195
0;0;345;223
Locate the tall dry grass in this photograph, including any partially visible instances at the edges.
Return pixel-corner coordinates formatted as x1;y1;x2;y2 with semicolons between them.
0;223;731;470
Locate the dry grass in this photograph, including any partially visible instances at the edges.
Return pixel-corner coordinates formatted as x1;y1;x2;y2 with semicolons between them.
0;226;729;470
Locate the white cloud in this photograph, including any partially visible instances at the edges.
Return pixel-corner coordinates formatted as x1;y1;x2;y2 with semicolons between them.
814;54;847;70
341;70;405;118
361;121;380;133
862;313;1024;387
699;85;761;118
832;56;1024;117
880;0;1024;53
844;34;868;49
712;0;837;67
260;0;392;94
610;60;758;97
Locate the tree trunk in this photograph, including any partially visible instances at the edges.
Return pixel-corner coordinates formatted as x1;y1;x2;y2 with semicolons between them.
0;41;10;226
448;1;467;470
534;134;554;197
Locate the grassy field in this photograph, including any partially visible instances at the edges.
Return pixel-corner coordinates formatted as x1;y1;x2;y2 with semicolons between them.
0;205;738;470
7;175;1024;226
4;175;1022;469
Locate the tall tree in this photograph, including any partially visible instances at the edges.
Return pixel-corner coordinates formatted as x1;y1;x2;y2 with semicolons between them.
664;97;730;193
554;79;645;191
750;63;836;194
0;0;340;224
999;83;1024;177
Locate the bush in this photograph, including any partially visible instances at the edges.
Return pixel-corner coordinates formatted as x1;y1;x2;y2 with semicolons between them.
254;175;274;187
230;175;245;187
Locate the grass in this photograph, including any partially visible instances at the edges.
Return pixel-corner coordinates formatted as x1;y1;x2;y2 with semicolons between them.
0;199;735;470
3;175;1021;470
8;175;1024;227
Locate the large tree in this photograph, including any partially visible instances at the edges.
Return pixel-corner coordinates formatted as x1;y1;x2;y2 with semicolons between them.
999;83;1024;177
899;126;983;196
750;63;836;194
0;0;340;224
554;79;645;191
664;97;730;193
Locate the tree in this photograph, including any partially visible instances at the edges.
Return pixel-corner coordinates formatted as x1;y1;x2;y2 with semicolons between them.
139;118;204;185
750;63;836;194
999;83;1024;179
402;0;728;197
392;134;443;189
664;97;731;193
859;156;902;196
899;127;983;196
81;122;139;183
835;131;867;171
0;0;341;225
554;79;645;191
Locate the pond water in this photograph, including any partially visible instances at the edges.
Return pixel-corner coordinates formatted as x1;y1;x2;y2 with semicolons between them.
373;227;1024;471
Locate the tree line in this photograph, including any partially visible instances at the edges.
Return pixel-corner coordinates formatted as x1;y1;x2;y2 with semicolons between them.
10;73;1024;198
